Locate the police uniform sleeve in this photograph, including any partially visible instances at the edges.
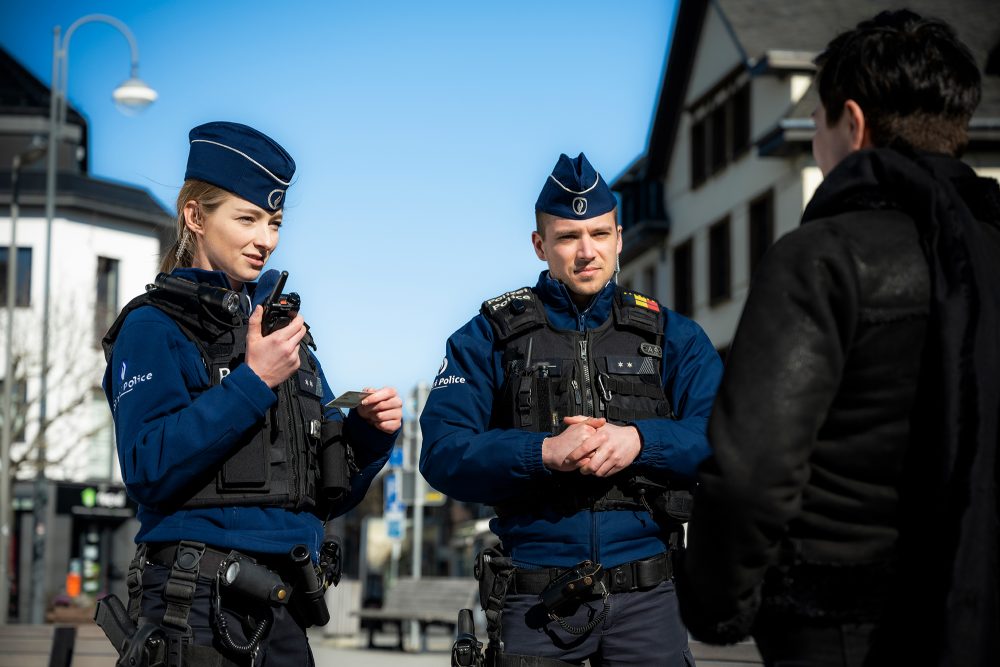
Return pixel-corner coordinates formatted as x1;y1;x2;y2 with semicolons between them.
677;221;860;643
630;313;721;477
309;351;396;517
418;315;550;504
105;308;277;507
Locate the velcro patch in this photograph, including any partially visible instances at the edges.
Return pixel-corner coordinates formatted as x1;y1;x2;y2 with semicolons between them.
605;356;657;375
484;287;533;312
297;370;323;398
530;359;563;377
622;291;660;312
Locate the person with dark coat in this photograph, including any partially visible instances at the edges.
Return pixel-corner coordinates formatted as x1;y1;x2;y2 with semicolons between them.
677;10;1000;667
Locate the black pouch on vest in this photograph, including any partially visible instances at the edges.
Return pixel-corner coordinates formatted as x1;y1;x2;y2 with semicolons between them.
220;427;269;490
319;420;351;502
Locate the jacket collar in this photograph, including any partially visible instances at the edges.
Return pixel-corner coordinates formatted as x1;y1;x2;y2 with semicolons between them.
533;270;615;332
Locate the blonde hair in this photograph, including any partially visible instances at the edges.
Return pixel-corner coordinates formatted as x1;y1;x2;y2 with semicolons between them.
160;180;231;273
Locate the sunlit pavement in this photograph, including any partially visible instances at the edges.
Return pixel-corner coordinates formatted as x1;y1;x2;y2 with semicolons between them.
310;628;453;666
308;628;765;666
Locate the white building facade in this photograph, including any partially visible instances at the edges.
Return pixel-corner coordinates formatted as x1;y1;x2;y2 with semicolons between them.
615;0;1000;352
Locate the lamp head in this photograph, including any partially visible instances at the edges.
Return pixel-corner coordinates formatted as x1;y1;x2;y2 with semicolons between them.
112;77;157;114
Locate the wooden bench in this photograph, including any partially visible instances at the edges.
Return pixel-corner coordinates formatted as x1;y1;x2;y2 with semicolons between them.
355;576;477;652
0;624;117;667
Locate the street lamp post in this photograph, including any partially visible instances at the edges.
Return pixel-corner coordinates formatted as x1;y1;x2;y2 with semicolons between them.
31;14;156;624
1;141;47;625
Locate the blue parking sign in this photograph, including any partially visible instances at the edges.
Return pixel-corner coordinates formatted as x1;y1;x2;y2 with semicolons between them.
387;517;403;540
389;446;404;468
384;471;405;514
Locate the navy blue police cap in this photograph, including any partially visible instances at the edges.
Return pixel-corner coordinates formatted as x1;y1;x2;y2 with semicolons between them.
185;121;295;211
535;152;616;220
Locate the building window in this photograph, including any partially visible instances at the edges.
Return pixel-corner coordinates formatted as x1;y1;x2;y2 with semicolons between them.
673;240;693;316
749;190;775;278
709;217;731;305
732;85;751;156
0;247;32;307
691;120;707;187
95;257;120;346
644;265;657;298
0;377;27;442
710;104;729;174
690;82;751;189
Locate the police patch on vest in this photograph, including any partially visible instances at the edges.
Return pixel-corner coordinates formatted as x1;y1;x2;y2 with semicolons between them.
297;370;323;398
622;291;660;312
483;287;533;312
605;356;656;375
639;342;662;358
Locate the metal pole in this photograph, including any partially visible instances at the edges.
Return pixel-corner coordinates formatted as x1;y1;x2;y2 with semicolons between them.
1;155;24;625
407;383;429;648
31;13;150;624
411;383;429;580
31;25;61;624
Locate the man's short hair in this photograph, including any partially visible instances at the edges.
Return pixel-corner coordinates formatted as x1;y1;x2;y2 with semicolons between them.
815;10;981;156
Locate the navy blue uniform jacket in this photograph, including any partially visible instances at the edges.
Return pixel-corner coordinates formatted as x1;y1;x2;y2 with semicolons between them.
103;268;396;555
419;272;721;568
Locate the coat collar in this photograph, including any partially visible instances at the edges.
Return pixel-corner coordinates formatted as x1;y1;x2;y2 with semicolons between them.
533;270;615;331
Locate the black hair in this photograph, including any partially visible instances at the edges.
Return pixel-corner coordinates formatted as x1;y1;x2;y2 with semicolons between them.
815;10;981;156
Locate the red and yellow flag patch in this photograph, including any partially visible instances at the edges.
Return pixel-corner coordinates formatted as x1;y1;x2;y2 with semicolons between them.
623;292;660;312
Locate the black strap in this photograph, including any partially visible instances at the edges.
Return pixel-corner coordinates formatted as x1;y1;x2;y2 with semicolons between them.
126;543;148;624
476;549;514;660
509;553;672;596
603;376;664;399
147;543;232;575
161;541;205;667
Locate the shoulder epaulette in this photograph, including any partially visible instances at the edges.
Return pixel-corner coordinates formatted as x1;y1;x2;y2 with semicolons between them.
480;287;547;342
613;287;664;336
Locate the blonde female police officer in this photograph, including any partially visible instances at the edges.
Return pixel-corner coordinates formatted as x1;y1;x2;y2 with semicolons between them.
101;122;401;665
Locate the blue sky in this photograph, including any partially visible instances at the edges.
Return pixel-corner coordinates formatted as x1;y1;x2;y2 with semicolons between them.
1;1;676;403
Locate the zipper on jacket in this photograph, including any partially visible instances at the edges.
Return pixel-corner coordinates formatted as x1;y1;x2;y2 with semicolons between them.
282;380;300;507
578;335;594;417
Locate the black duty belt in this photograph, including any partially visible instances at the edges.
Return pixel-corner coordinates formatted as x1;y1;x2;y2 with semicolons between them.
146;543;292;578
509;552;672;596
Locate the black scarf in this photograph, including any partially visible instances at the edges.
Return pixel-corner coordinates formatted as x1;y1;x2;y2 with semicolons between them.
803;148;1000;666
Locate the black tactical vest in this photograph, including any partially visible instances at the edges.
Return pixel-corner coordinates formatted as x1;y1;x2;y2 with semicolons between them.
482;285;691;520
103;284;349;518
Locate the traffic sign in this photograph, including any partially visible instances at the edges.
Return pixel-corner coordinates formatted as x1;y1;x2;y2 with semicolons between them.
384;471;405;515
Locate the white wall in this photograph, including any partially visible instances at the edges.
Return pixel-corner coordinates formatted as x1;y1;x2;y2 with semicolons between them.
0;212;160;482
633;6;1000;353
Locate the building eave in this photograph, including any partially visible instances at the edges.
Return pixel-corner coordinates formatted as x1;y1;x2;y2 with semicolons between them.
621;219;670;265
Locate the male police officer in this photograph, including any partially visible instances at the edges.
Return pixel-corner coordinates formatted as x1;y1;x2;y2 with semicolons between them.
420;153;722;666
